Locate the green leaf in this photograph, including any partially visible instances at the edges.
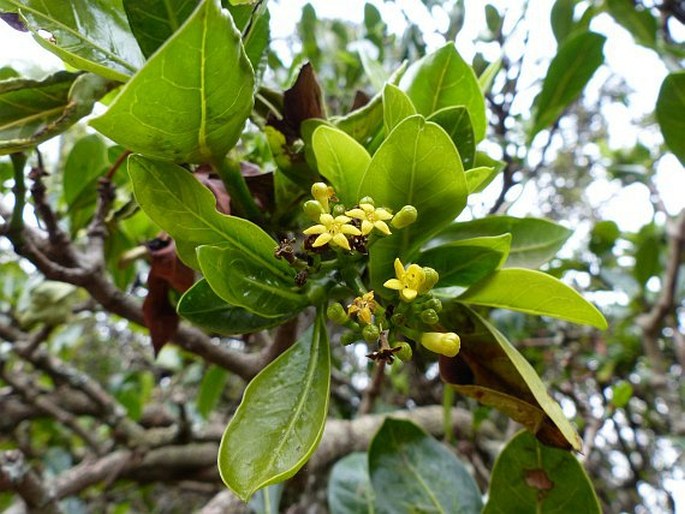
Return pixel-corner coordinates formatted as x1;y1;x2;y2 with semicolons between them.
610;380;633;408
531;31;605;139
197;245;306;319
369;418;483;514
195;365;229;419
358;116;467;294
123;0;199;58
478;58;501;94
0;71;111;155
359;46;389;92
465;166;497;193
457;268;608;329
440;304;583;451
429;216;572;269
483;431;601;513
218;313;330;502
656;71;685;166
5;0;144;82
178;279;290;334
550;0;577;44
91;0;254;163
400;43;486;141
382;83;416;135
607;0;657;48
427;106;475;169
419;234;511;288
127;155;288;273
328;453;375;514
312;125;371;206
63;134;109;233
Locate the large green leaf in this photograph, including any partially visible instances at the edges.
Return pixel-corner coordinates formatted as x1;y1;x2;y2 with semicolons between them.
400;43;486;141
358;116;467;294
218;313;330;502
0;71;111;155
123;0;199;58
439;304;583;451
197;245;306;319
177;279;290;334
369;418;482;514
607;0;657;49
483;431;601;513
328;453;375;514
382;83;416;135
427;106;475;169
531;31;605;139
313;125;371;206
458;268;607;329
4;0;144;82
656;71;685;166
428;216;572;269
91;0;254;163
419;235;511;288
127;156;287;273
550;0;577;44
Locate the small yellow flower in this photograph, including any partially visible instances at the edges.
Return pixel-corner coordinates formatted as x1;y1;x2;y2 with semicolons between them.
383;258;426;302
345;203;393;236
347;291;377;324
420;332;461;357
303;213;361;251
311;182;335;212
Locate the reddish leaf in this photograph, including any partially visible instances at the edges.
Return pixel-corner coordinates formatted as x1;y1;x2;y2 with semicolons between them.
195;168;231;215
267;62;324;143
241;161;274;213
143;237;195;354
351;90;371;110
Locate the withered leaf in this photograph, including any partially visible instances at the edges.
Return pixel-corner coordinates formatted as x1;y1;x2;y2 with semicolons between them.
524;468;554;491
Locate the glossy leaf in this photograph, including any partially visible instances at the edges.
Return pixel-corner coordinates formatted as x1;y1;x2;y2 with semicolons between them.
178;279;290;334
128;156;288;273
369;418;482;514
313;125;371;206
428;216;572;269
607;0;657;49
0;71;111;155
427;106;475;169
439;304;583;451
197;245;306;319
656;71;685;166
550;0;577;44
123;0;198;58
195;365;228;419
218;313;330;502
382;83;416;135
91;0;254;163
483;431;601;513
531;31;605;138
400;43;486;141
465;166;497;193
328;453;374;514
4;0;144;82
358;116;467;294
458;268;607;329
419;234;511;288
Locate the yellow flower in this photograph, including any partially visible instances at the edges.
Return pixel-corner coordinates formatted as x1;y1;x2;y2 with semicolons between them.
303;213;361;251
345;203;393;236
383;258;426;302
347;291;377;324
420;332;461;357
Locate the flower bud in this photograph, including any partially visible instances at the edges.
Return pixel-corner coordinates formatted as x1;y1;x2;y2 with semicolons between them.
419;267;439;293
420;332;461;357
327;302;348;324
311;182;333;211
340;331;358;346
391;205;417;229
359;196;375;206
420;308;439;325
424;298;443;313
303;200;325;221
391;312;406;326
362;324;381;343
393;341;413;362
332;204;347;217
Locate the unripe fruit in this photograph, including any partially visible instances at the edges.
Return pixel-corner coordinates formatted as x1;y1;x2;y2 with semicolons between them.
362;324;381;343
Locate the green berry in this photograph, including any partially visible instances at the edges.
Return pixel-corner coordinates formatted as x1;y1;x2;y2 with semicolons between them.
393;342;413;362
340;331;357;346
362;324;380;343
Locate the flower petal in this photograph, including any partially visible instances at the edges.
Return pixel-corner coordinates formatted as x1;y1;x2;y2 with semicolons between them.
384;278;403;290
332;233;351;250
345;208;365;219
373;220;391;235
401;288;418;301
313;233;332;247
341;224;362;236
393;258;404;278
303;224;326;235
